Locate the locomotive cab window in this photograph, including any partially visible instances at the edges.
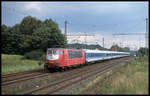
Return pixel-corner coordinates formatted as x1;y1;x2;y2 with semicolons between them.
47;50;59;55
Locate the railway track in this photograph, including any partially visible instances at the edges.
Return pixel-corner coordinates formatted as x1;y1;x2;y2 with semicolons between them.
19;60;126;94
2;69;47;86
2;69;44;78
2;73;50;86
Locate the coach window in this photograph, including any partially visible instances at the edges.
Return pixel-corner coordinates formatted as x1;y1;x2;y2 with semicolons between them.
68;51;82;59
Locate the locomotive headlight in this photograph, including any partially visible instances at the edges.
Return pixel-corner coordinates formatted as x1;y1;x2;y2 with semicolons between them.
46;55;51;60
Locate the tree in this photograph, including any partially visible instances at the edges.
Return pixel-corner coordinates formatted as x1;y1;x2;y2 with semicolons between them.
110;45;120;51
2;24;9;53
137;47;149;56
1;25;20;54
32;19;67;51
110;45;130;52
20;16;42;35
19;16;42;54
123;47;130;52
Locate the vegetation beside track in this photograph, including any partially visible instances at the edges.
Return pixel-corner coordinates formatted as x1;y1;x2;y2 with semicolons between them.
2;54;43;75
75;56;148;94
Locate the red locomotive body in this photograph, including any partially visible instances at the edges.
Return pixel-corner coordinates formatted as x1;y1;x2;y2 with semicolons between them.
45;48;85;70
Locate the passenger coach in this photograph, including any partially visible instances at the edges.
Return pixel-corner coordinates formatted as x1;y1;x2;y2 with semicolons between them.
84;49;130;63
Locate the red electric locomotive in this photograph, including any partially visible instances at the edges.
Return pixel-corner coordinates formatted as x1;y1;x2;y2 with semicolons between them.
44;48;85;71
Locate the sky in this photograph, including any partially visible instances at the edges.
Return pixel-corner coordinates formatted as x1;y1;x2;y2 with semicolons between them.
2;1;149;50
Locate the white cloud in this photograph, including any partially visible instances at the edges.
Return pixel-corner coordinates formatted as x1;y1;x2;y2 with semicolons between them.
24;2;41;11
22;2;134;17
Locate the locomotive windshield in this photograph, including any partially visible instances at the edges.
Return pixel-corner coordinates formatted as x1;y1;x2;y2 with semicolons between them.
48;50;59;55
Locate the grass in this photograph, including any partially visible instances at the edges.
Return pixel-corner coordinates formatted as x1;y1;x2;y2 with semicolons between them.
74;56;148;94
98;56;149;94
2;54;44;75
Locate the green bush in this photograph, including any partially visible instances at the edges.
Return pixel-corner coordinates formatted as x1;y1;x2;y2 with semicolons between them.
38;54;46;66
23;50;45;60
137;47;149;57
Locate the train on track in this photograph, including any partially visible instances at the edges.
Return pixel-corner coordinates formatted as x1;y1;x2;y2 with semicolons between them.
44;48;130;71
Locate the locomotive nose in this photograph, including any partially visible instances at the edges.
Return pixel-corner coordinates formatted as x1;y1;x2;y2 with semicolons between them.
46;49;60;68
47;60;58;68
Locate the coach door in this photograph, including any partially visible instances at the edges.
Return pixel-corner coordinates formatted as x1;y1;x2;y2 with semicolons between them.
60;50;65;65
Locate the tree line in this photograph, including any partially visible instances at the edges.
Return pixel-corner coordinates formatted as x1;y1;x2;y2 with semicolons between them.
110;45;130;52
2;16;67;55
137;47;149;56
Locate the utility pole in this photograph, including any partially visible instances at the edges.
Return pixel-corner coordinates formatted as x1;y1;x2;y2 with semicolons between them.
85;32;87;49
64;20;67;37
84;32;87;45
102;37;104;48
146;18;149;48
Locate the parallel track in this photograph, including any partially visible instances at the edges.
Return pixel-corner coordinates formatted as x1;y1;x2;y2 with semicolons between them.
2;69;43;78
2;69;47;86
